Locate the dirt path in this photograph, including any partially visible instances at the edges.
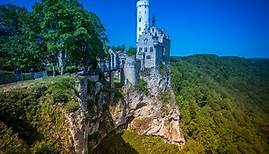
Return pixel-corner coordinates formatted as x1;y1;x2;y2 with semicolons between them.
0;80;33;92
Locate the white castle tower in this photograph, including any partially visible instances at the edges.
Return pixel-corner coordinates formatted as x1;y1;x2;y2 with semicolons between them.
136;0;149;42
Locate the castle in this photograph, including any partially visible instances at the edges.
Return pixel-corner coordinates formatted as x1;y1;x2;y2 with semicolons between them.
100;0;171;85
136;0;170;69
125;0;171;84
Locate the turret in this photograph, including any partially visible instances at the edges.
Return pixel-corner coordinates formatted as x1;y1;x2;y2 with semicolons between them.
136;0;149;42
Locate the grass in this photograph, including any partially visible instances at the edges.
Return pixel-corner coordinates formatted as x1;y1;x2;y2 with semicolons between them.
94;130;180;154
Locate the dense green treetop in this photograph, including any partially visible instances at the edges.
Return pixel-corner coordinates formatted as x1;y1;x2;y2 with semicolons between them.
171;55;269;154
0;0;107;74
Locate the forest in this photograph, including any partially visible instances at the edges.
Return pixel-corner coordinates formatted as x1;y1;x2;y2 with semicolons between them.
171;55;269;153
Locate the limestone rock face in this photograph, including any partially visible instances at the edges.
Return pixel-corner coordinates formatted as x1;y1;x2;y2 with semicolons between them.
126;68;185;145
65;111;89;154
68;70;185;153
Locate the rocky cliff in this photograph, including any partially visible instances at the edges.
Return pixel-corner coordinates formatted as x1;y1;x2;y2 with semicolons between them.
126;68;185;145
68;68;185;153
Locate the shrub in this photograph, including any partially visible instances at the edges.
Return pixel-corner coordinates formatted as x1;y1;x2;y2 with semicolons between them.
161;92;170;105
64;101;80;113
135;79;149;96
0;122;28;154
66;66;78;74
0;76;77;153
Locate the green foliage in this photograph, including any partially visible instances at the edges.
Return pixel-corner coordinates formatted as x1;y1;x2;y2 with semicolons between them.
0;4;45;71
127;47;137;56
171;55;269;154
0;122;28;154
65;65;78;74
0;1;107;75
0;77;79;153
161;92;171;116
95;130;180;154
161;92;170;105
135;79;149;96
65;101;80;113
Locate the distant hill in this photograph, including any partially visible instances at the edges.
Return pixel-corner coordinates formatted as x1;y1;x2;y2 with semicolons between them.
171;54;269;153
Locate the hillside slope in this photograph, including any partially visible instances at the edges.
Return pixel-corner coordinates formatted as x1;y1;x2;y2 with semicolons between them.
0;77;80;153
171;55;269;153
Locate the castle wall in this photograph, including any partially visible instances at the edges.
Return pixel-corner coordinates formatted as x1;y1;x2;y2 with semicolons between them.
162;38;171;64
124;56;140;84
155;45;163;66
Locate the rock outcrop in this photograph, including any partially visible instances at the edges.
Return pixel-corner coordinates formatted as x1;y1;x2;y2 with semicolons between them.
125;68;185;145
68;68;185;153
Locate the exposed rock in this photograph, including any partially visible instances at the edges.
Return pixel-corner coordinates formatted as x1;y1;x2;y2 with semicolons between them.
65;78;89;154
65;111;89;154
125;68;185;144
68;69;185;153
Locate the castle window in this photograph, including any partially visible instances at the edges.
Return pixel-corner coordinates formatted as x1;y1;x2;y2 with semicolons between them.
144;38;148;44
139;27;141;31
150;47;153;52
139;17;142;22
139;48;142;52
144;47;147;52
146;55;151;59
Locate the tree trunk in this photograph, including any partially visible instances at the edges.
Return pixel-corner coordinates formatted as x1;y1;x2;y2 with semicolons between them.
60;66;64;76
58;51;65;76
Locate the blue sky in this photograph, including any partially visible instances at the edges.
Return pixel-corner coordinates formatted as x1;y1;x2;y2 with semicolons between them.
1;0;269;58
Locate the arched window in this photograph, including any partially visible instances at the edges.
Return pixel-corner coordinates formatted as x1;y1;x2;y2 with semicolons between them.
144;38;148;44
146;55;151;59
139;17;142;22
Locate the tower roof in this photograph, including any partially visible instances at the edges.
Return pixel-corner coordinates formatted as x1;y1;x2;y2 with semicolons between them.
137;0;149;6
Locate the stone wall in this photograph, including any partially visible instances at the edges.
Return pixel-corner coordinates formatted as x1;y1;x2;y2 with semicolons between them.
124;56;140;85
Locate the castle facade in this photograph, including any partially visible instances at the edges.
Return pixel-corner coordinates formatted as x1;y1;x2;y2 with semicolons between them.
101;0;171;85
136;0;171;69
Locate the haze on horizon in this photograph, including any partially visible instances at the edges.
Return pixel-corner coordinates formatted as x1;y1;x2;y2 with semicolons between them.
1;0;268;58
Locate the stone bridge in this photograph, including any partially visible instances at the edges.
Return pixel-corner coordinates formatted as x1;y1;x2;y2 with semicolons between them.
99;49;125;88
